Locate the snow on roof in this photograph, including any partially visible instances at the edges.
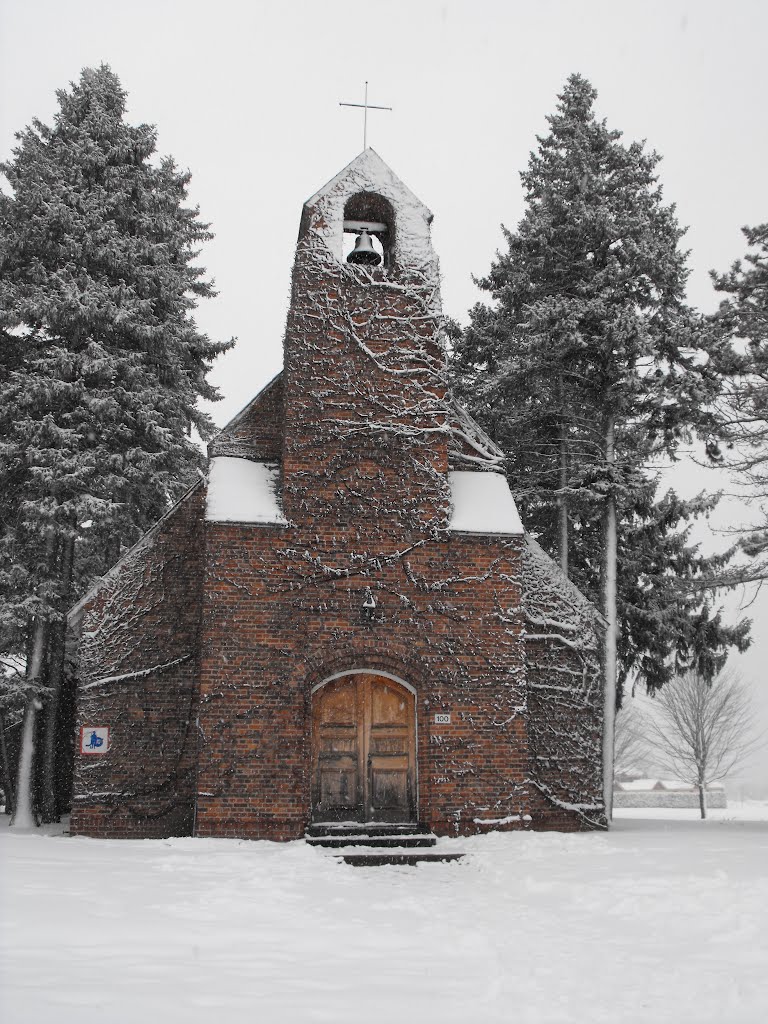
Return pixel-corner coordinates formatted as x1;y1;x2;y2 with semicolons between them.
205;457;286;525
448;398;506;467
619;779;665;791
306;149;431;216
522;535;604;625
68;477;204;629
448;471;524;536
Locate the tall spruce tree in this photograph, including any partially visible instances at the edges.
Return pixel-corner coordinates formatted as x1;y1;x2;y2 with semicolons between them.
452;74;749;817
710;223;768;568
0;66;231;826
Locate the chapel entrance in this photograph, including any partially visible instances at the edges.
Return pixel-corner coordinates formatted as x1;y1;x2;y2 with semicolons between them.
311;673;416;824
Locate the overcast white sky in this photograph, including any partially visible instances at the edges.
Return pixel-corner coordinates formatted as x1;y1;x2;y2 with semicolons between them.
1;0;766;784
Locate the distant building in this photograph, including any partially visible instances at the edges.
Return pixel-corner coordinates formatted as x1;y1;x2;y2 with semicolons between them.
614;778;727;809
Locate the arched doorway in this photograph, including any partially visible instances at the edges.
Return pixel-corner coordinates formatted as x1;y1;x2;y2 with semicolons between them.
311;672;417;824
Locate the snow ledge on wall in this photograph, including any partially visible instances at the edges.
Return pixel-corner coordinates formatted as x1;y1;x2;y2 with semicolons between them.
448;471;524;536
206;457;287;525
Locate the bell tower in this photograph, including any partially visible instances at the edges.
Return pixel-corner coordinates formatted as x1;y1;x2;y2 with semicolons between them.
281;150;450;531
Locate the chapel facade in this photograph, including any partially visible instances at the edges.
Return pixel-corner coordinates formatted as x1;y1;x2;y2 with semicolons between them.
69;151;605;840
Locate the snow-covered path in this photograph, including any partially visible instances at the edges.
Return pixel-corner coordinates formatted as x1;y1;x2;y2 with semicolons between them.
2;808;767;1023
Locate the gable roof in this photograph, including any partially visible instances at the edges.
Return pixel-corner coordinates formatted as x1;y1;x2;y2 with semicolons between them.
208;371;283;460
212;371;283;438
522;535;607;627
447;398;506;468
305;149;432;219
67;477;204;630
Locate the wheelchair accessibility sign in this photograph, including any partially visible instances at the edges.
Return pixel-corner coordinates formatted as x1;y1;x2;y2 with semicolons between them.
80;726;110;755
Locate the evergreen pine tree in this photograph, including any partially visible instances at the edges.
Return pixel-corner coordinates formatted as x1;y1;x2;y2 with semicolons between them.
452;74;748;817
0;65;231;825
710;223;768;564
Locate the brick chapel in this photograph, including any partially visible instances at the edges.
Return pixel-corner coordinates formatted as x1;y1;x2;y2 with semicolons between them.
68;150;605;841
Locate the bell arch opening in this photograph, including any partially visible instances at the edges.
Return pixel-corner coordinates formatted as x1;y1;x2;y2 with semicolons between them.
343;192;395;268
310;671;417;824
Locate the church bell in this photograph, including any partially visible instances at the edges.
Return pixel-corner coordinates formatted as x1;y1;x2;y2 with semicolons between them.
346;229;381;266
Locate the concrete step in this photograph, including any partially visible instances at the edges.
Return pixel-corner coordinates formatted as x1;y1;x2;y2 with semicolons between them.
306;832;438;849
305;822;436;848
337;850;465;867
306;821;433;837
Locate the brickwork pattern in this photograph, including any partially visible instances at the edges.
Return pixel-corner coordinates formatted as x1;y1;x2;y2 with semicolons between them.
196;524;528;839
70;486;205;838
522;538;605;830
208;373;283;461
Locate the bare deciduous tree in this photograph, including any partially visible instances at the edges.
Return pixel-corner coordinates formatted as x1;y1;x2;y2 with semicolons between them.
645;669;757;818
613;700;650;781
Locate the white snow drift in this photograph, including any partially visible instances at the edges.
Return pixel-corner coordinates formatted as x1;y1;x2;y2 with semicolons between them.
205;456;286;524
2;807;766;1024
448;470;524;535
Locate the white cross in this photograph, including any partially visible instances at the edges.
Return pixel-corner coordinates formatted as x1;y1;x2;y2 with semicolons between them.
340;81;392;150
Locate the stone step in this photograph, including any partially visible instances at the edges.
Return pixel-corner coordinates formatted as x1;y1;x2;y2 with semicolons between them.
306;821;433;838
305;821;436;848
337;850;465;867
306;832;438;849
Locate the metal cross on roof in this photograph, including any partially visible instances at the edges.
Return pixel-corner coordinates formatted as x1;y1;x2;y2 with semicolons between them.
339;81;392;150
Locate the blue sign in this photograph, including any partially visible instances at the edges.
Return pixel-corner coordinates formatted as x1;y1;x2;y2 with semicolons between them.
81;726;110;755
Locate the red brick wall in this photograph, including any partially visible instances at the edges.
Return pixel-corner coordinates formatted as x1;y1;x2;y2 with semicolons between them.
522;538;605;830
70;485;205;838
209;373;283;460
281;236;449;530
195;525;529;839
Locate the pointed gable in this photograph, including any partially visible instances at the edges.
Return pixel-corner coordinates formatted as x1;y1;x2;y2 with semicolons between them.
208;372;284;461
300;149;437;277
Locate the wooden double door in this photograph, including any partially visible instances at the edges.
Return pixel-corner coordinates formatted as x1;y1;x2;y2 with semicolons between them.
311;673;416;823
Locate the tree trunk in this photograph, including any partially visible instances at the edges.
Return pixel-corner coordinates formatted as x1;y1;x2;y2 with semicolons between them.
55;667;78;815
601;413;618;823
0;710;14;815
40;535;75;823
10;615;49;829
558;418;569;576
698;783;707;820
104;534;121;573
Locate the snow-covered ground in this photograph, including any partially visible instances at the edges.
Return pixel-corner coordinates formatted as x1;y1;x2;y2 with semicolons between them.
2;806;767;1024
